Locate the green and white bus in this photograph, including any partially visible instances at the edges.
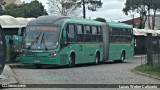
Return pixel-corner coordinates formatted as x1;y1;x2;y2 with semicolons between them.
20;16;134;68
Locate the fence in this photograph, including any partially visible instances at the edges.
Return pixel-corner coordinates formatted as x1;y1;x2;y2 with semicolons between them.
146;33;160;73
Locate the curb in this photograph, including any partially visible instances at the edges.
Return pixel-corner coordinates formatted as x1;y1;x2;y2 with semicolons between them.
130;68;160;81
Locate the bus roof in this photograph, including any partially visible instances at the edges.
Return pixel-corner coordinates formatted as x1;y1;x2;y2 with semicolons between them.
28;16;102;26
28;16;71;26
108;22;132;29
64;18;102;26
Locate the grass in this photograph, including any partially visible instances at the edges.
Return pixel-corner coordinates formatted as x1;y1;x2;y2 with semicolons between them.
134;63;160;77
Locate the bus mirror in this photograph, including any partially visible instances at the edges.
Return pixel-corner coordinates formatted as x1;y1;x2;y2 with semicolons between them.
63;30;67;38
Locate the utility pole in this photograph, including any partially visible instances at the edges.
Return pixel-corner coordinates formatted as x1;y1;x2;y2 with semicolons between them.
132;14;135;28
82;0;86;19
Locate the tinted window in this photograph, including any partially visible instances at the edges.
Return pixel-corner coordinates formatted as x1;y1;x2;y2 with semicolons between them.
68;24;75;42
109;28;132;43
91;26;102;42
76;25;84;42
84;25;91;42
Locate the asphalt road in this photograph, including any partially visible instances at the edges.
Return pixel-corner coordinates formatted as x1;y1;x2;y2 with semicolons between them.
5;55;160;90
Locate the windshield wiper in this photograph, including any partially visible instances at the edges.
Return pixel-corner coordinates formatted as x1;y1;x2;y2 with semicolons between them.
27;32;42;50
41;33;48;51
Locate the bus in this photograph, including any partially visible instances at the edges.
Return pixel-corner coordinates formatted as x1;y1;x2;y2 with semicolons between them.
0;26;6;75
20;16;134;68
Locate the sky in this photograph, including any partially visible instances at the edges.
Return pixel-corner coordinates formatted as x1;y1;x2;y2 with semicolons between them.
21;0;136;22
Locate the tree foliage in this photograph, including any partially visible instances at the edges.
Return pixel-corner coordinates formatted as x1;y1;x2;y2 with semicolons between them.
48;0;103;18
80;0;103;11
0;0;48;18
48;0;79;17
94;17;106;22
123;0;160;29
80;0;103;18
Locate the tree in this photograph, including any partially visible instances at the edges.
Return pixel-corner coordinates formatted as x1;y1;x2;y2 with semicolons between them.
48;0;103;18
0;0;5;10
123;0;160;29
145;0;153;29
123;0;147;29
80;0;103;18
3;4;19;16
0;0;48;18
24;0;48;17
94;17;106;22
48;0;79;17
151;0;160;30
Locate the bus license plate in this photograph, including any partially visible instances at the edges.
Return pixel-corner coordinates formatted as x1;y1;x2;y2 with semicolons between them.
34;60;40;63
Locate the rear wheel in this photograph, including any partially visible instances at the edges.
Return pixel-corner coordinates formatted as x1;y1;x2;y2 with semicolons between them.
68;54;75;68
95;53;100;64
35;64;42;69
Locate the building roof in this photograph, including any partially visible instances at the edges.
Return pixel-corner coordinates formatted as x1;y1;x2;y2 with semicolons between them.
0;15;36;28
133;28;160;36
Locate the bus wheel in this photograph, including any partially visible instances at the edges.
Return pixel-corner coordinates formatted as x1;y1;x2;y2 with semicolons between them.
35;64;42;69
120;52;125;63
68;54;75;68
95;53;100;64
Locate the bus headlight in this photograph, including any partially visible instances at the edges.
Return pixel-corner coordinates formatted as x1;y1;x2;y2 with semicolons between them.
49;51;58;57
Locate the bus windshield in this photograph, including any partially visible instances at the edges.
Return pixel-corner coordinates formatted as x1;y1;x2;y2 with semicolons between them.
23;26;61;50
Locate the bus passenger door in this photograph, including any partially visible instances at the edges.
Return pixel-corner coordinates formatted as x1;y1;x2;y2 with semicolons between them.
75;25;85;63
60;27;69;65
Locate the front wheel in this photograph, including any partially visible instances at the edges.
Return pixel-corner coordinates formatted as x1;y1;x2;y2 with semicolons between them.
120;52;125;63
68;55;75;68
95;53;100;65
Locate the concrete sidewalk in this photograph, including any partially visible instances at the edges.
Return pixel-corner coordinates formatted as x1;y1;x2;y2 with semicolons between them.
0;65;19;84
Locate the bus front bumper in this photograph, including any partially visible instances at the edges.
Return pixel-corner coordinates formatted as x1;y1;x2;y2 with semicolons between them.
20;56;60;65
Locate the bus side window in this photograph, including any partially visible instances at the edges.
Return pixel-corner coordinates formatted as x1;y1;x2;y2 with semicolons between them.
84;25;91;42
76;25;84;42
92;26;98;42
98;27;102;42
67;24;75;43
126;29;132;42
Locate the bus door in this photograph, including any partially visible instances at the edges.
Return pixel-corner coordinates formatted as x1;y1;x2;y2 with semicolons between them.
0;27;6;75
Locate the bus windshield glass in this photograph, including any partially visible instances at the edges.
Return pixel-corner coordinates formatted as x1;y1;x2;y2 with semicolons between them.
23;26;61;50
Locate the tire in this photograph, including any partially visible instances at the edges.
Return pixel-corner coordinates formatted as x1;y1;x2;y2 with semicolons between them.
120;52;125;63
35;64;42;69
95;53;100;65
68;55;75;68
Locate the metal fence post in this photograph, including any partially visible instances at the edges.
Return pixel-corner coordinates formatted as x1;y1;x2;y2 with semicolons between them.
147;33;153;66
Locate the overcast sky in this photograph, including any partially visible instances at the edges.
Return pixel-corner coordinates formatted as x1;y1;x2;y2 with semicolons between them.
22;0;136;22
